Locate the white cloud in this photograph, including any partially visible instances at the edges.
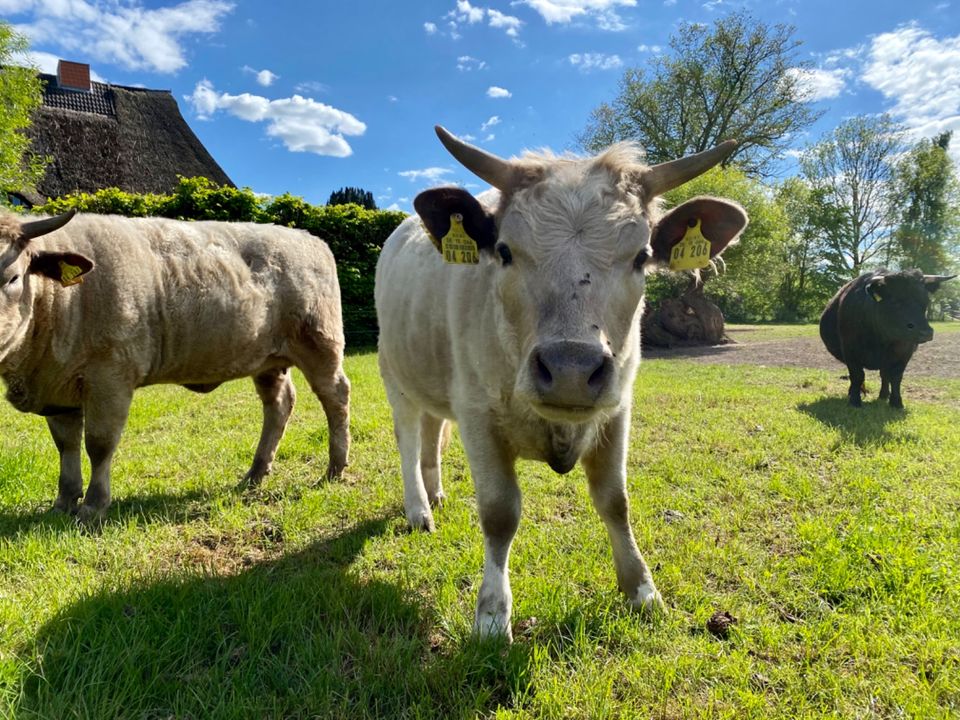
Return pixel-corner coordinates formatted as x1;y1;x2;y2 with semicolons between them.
861;24;960;164
452;0;485;23
636;43;662;53
487;86;512;98
487;8;522;36
9;0;233;74
457;55;487;71
185;80;366;158
387;95;399;103
787;67;848;102
243;65;279;87
568;52;623;71
484;133;496;142
438;2;523;39
294;80;328;95
399;167;453;183
516;0;635;27
424;21;438;33
481;115;501;131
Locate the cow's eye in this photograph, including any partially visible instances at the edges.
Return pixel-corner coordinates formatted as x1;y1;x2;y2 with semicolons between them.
5;275;19;287
633;248;650;271
496;243;513;266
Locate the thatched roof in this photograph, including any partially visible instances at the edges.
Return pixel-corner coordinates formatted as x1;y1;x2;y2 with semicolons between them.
25;71;233;202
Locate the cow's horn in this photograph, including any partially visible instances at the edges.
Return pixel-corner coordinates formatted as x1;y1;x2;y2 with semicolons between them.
641;140;738;197
435;125;517;191
18;209;77;246
923;273;957;282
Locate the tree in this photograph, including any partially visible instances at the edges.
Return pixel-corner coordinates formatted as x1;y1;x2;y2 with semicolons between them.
774;178;847;321
891;132;960;274
799;114;904;278
327;186;377;210
580;11;820;177
0;22;46;196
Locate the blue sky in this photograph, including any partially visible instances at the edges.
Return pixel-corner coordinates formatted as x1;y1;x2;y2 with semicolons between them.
5;0;960;210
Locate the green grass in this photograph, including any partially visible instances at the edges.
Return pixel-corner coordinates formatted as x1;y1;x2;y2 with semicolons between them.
726;320;960;343
1;330;958;718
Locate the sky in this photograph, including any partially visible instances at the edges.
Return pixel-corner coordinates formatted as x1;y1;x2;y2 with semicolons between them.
4;0;960;211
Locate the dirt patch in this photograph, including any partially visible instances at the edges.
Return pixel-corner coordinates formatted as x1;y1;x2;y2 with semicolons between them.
644;327;960;379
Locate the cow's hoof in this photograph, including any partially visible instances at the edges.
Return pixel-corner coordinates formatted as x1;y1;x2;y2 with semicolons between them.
629;581;665;614
52;495;81;515
406;510;435;533
75;503;107;527
890;399;904;410
428;490;446;508
325;461;347;481
474;612;512;642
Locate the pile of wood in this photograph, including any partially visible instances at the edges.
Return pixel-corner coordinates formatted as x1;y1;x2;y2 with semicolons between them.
641;283;730;348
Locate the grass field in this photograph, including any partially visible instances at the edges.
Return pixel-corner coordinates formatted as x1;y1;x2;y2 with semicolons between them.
0;326;958;718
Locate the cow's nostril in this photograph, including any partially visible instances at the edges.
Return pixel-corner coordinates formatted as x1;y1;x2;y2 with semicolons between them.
535;354;553;386
587;358;611;389
908;323;915;329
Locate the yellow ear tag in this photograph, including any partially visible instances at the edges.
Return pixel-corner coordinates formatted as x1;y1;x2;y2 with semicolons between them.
441;213;479;265
668;218;712;271
58;260;84;287
871;292;883;302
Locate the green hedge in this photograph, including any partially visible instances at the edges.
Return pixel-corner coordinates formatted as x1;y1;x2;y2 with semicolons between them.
35;178;407;347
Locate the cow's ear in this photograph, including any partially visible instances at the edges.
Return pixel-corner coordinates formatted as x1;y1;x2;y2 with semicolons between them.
650;197;747;264
865;276;885;302
413;187;498;253
923;274;957;293
29;252;94;287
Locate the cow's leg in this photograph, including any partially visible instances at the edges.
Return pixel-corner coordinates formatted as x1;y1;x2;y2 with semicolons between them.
241;368;297;487
460;418;520;640
420;414;448;507
46;410;84;514
879;370;890;401
78;384;133;523
888;362;908;409
385;387;434;531
582;410;663;613
295;348;351;480
846;364;865;407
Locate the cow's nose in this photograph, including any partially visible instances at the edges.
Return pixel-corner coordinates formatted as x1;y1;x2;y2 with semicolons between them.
530;341;613;408
918;328;934;343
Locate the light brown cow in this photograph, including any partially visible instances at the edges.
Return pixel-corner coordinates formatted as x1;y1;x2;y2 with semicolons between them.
375;127;747;639
0;210;350;522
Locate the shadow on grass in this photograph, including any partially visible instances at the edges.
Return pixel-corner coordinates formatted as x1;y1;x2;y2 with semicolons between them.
798;396;910;446
0;488;219;540
12;517;534;719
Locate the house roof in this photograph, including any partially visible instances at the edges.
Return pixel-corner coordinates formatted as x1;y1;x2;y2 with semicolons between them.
26;72;234;202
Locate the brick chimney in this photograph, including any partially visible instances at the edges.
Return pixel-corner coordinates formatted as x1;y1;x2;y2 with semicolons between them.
57;60;91;92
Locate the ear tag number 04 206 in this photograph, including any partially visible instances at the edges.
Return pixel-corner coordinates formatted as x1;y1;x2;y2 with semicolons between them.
669;218;711;271
441;213;479;265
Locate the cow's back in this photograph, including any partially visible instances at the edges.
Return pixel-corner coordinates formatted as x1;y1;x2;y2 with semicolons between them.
35;215;342;385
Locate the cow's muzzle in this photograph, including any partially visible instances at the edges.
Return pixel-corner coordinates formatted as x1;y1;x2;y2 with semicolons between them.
528;340;614;416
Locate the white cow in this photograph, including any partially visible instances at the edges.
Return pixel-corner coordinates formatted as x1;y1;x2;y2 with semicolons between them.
375;126;747;639
0;211;350;522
